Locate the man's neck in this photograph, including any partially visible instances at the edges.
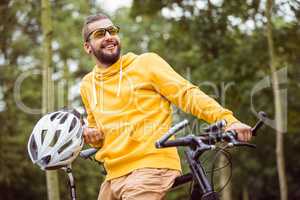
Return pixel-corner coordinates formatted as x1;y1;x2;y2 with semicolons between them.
95;55;121;69
95;60;111;68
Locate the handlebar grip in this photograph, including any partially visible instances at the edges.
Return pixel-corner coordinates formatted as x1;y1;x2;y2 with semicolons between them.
251;111;267;136
79;148;98;159
158;138;194;148
156;119;189;148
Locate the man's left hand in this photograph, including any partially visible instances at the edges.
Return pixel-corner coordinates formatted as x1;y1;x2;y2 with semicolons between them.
225;122;252;142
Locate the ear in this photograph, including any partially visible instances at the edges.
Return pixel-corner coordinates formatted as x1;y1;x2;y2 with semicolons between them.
83;42;92;54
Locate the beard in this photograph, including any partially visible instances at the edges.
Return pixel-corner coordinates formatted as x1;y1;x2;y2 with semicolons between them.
90;39;121;66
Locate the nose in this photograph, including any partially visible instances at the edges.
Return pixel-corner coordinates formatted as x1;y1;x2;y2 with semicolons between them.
104;30;112;38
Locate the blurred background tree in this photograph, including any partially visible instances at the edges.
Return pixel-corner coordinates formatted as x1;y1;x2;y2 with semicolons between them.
0;0;299;199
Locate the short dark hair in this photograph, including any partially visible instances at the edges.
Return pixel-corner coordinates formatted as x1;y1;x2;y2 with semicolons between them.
82;13;110;42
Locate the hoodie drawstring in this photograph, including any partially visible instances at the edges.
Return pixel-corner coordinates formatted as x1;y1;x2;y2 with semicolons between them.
117;56;123;97
92;56;123;107
92;70;98;108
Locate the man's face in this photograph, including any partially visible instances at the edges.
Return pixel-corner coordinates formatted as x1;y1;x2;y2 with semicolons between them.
85;19;121;66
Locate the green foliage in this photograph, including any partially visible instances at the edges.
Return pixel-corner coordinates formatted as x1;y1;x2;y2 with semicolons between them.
0;0;299;199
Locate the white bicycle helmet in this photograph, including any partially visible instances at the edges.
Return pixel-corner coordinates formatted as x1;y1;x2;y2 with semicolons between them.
28;108;84;170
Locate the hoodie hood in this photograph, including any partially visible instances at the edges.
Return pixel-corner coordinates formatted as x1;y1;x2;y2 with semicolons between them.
92;52;138;101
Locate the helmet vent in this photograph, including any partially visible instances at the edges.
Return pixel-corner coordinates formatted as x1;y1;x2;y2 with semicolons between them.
57;113;63;119
76;127;82;138
41;130;47;144
69;117;77;133
29;136;38;160
49;130;61;147
71;109;81;119
50;112;59;121
60;113;69;124
40;155;51;165
58;139;72;154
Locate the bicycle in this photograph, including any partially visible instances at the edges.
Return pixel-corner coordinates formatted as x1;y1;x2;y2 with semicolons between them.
66;111;266;200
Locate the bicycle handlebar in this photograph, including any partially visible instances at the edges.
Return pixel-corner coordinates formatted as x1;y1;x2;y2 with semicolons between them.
156;111;267;150
79;148;98;159
155;119;189;148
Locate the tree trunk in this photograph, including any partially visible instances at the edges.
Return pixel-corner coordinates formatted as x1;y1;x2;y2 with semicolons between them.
266;1;288;200
41;0;60;199
219;154;232;200
58;59;69;108
63;59;69;106
242;186;249;200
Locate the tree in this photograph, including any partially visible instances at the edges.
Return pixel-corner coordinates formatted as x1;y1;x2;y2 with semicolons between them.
219;154;232;200
0;1;299;199
41;0;60;199
266;0;288;199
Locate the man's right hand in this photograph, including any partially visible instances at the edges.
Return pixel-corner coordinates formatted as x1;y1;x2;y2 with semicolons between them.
83;127;104;144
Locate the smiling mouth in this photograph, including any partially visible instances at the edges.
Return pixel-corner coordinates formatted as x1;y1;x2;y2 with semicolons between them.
104;44;116;50
101;41;118;50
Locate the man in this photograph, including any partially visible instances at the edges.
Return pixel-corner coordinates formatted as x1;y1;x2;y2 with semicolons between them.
80;14;252;200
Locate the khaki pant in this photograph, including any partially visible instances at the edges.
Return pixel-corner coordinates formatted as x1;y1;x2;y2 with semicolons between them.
98;168;181;200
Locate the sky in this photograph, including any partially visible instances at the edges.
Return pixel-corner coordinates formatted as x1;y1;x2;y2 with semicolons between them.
98;0;133;13
98;0;296;23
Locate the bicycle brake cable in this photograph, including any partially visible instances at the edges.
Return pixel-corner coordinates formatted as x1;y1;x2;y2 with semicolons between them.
210;145;233;192
205;147;232;173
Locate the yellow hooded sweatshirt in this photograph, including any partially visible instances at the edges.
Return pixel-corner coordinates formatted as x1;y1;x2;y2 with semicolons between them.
80;52;238;180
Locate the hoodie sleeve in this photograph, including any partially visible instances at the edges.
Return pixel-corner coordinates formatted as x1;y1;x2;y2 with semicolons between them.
146;53;239;127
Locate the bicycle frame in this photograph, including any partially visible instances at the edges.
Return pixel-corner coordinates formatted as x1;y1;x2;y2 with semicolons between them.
185;149;219;200
170;148;219;200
